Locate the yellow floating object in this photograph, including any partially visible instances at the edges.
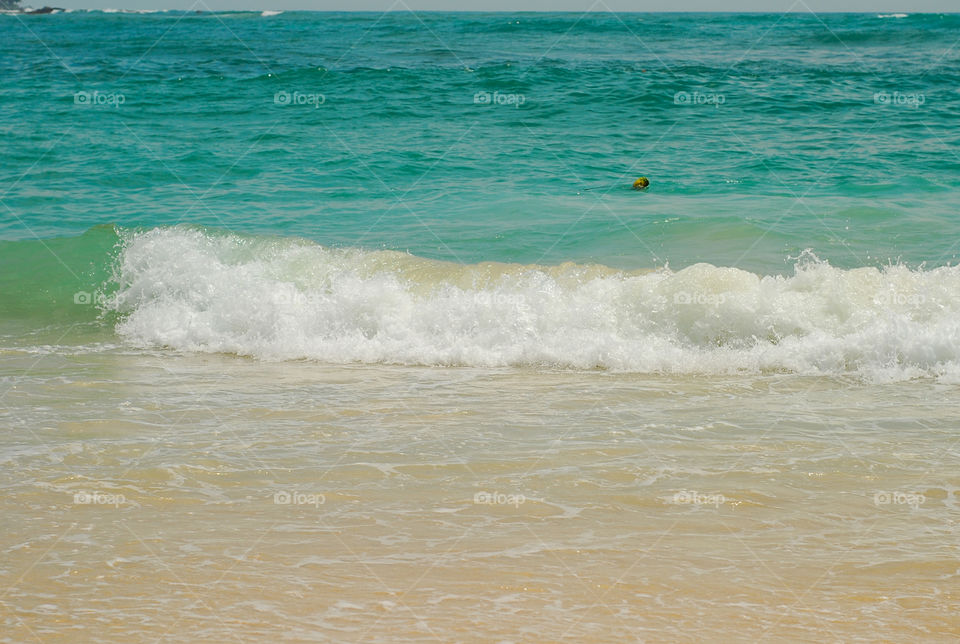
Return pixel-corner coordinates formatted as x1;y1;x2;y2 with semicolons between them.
632;177;650;190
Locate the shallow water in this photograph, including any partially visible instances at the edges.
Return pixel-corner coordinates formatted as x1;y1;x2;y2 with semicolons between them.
2;350;959;641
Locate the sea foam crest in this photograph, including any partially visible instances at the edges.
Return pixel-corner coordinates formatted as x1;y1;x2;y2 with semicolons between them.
106;227;960;380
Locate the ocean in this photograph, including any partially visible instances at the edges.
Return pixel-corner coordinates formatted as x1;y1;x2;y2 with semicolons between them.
1;10;959;641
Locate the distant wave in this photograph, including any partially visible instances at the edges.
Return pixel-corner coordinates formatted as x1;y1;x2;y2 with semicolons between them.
877;13;909;19
100;8;164;13
91;226;960;382
261;10;283;17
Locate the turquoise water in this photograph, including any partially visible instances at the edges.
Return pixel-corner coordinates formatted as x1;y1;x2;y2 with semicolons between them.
2;11;960;376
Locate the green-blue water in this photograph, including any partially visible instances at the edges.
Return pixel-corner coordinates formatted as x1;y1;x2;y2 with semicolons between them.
2;11;960;377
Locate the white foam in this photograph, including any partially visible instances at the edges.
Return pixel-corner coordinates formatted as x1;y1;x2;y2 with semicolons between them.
877;13;908;18
261;10;283;17
105;227;960;381
98;8;163;13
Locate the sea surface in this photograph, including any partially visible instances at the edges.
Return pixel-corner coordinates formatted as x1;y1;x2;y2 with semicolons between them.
1;10;959;642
